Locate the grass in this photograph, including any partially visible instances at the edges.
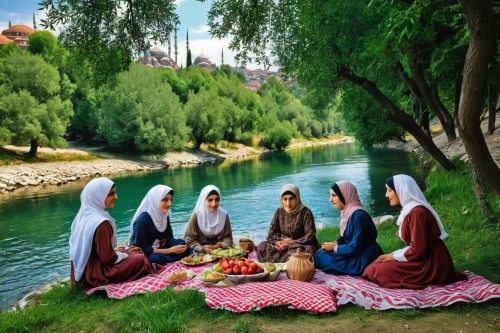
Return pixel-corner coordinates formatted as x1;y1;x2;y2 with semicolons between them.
0;147;100;166
1;163;500;332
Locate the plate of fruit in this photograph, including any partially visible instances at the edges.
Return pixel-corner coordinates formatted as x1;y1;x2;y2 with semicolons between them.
213;258;269;284
211;247;247;259
181;254;215;266
200;270;225;284
257;262;282;281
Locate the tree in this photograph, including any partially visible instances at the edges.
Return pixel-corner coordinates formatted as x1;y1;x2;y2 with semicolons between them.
201;0;460;171
187;49;192;67
0;53;73;156
268;122;294;150
98;64;188;153
39;0;179;85
27;31;69;74
457;0;500;201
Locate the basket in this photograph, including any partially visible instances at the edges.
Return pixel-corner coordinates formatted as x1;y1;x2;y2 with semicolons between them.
239;238;255;252
286;248;315;282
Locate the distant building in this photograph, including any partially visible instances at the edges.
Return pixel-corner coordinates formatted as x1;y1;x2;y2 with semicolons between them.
1;15;37;49
193;51;215;70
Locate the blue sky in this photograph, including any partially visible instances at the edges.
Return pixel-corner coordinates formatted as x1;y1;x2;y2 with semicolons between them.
0;0;269;70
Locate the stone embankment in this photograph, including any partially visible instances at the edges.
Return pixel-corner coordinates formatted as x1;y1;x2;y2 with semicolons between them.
0;159;167;193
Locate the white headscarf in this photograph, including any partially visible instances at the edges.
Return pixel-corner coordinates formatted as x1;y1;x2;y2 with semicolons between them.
69;177;117;281
193;185;228;237
393;174;448;240
130;185;173;233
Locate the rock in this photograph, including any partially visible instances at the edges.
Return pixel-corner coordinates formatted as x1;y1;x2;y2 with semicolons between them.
373;215;395;226
69;176;77;181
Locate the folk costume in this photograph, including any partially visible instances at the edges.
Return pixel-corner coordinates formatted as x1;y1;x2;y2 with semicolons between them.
257;184;318;263
130;185;192;265
69;178;155;290
362;175;465;289
184;185;233;253
314;181;383;275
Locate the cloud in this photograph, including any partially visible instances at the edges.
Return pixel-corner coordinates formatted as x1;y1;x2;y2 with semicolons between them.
174;0;187;5
190;25;210;34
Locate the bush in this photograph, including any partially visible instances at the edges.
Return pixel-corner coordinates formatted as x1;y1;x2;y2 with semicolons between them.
268;124;293;150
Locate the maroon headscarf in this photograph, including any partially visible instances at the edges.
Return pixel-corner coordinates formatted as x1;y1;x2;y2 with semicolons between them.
334;180;366;236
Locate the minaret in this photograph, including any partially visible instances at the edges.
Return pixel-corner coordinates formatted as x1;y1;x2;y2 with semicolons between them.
33;12;37;30
174;29;178;65
9;20;11;28
168;34;171;58
221;48;224;65
186;29;189;56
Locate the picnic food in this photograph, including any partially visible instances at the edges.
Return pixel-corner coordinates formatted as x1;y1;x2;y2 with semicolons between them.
213;258;263;275
201;271;223;279
165;270;188;283
211;247;246;259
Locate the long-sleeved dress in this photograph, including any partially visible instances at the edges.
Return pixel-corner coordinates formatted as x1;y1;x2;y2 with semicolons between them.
257;207;318;263
130;212;192;265
314;209;383;275
362;206;465;289
70;221;155;290
183;212;233;253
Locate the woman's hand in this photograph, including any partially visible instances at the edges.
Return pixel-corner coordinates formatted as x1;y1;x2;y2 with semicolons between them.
211;242;223;250
125;246;143;255
275;240;285;251
375;253;396;262
282;238;295;247
321;241;337;252
167;244;188;254
202;245;212;254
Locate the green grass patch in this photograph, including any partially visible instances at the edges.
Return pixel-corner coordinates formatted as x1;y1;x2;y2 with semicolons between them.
0;147;100;166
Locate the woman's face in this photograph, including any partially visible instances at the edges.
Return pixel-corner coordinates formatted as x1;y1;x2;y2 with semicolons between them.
104;186;117;209
159;193;173;213
281;194;297;212
329;189;345;210
385;185;400;206
205;194;220;212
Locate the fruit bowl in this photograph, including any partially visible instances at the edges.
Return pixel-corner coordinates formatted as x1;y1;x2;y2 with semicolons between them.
224;271;269;284
201;270;225;285
181;254;215;266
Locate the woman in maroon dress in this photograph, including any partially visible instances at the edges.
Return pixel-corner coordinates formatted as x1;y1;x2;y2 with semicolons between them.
362;175;464;289
69;178;156;289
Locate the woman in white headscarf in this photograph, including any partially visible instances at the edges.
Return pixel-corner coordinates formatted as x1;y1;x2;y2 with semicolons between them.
130;185;193;265
184;185;233;254
69;178;155;290
362;175;465;289
256;184;318;263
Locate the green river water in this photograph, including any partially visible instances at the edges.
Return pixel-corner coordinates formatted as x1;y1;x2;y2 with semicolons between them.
0;143;427;309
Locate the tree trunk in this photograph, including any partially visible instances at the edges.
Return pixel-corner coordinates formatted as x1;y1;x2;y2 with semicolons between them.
472;167;490;213
453;74;462;127
338;67;455;171
420;108;431;139
28;139;38;158
457;0;500;196
409;50;457;142
488;84;496;135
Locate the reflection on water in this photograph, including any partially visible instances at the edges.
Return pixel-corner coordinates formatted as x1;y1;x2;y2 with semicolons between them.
0;143;426;309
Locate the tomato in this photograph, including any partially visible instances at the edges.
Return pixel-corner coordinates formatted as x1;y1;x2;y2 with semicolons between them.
224;267;233;275
237;260;245;268
247;267;255;275
240;266;248;275
245;259;252;266
249;262;257;270
228;260;235;267
233;265;241;275
220;261;229;270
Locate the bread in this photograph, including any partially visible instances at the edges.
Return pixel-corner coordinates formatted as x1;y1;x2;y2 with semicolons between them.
165;270;188;283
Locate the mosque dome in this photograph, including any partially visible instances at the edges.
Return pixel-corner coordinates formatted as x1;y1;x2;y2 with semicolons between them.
2;24;35;36
0;35;13;45
149;47;168;61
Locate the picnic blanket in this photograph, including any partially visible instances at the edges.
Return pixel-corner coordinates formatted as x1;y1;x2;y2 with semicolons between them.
86;252;500;312
326;271;500;310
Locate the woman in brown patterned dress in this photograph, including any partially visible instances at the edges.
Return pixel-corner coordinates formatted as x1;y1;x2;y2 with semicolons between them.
257;184;318;263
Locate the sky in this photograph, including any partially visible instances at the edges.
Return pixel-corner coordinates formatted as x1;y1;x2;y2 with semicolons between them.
0;0;271;70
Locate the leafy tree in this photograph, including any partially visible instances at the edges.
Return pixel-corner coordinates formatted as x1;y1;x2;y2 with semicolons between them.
268;122;294;150
0;42;18;58
98;64;188;153
39;0;179;85
27;31;69;74
187;49;192;67
184;88;226;147
0;53;73;156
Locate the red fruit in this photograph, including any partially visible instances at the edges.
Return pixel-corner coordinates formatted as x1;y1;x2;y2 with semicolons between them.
228;260;235;267
233;265;241;275
245;259;252;266
240;266;248;275
237;261;245;268
224;267;233;275
221;261;229;270
255;266;262;273
249;262;257;270
247;267;255;275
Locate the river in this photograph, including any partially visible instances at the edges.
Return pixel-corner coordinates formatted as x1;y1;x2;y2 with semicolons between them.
0;143;427;309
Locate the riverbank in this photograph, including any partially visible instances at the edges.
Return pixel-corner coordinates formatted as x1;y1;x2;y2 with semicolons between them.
0;136;354;194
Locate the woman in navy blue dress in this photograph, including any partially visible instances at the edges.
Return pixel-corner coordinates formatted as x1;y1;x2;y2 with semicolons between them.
129;185;192;265
314;180;382;275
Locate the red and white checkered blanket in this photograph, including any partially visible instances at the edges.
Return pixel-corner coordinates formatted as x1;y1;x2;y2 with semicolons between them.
325;271;500;310
86;252;500;312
